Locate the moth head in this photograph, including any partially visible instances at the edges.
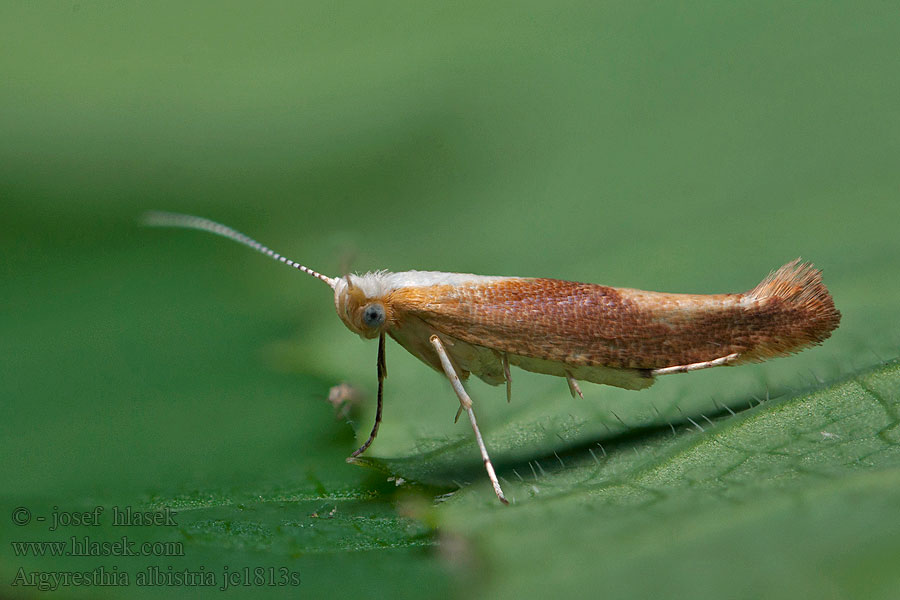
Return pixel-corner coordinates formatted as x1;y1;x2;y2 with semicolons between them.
333;274;393;339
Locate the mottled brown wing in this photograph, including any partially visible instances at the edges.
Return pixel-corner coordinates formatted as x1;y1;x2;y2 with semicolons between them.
386;269;839;370
387;278;695;369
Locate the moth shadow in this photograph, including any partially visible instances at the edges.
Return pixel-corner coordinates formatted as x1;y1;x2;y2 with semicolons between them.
350;395;759;501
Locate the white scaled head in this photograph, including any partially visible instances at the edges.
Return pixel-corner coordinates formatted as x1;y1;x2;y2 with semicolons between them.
332;272;396;339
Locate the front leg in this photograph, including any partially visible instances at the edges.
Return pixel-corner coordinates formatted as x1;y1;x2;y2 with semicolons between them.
348;333;386;458
429;335;509;505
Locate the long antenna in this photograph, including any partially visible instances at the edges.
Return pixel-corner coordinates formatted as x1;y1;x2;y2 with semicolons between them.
141;211;336;289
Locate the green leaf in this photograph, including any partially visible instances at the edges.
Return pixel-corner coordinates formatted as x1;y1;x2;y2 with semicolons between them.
417;360;900;599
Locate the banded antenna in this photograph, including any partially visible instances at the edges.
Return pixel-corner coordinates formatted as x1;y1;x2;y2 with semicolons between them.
141;211;336;289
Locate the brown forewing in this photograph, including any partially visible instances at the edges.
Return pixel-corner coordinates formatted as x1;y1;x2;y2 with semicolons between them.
386;278;832;370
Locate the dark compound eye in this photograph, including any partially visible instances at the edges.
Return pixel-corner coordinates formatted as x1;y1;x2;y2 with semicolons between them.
362;303;386;328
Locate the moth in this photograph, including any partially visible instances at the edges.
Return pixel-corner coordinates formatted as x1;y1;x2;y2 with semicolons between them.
144;212;841;504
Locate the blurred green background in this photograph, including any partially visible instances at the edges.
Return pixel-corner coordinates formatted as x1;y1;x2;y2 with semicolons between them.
2;2;899;598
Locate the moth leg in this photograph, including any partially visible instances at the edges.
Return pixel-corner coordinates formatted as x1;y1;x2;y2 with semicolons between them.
651;352;740;376
349;333;386;458
564;371;584;399
430;335;509;505
490;349;513;403
502;352;512;403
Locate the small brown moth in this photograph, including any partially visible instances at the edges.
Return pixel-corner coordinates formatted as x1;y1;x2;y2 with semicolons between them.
144;212;841;504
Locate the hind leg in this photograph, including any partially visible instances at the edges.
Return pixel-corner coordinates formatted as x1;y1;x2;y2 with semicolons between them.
651;353;740;376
